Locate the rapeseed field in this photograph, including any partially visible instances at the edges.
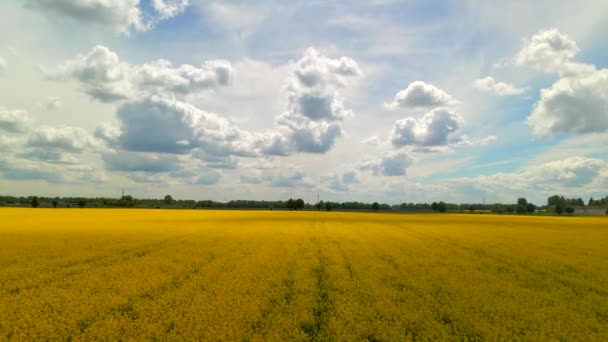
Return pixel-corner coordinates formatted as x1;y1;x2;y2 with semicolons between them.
1;208;607;340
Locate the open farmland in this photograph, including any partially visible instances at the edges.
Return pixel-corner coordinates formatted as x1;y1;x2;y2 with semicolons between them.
1;209;607;340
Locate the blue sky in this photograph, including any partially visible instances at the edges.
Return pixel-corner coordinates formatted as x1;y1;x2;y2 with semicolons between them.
1;0;607;204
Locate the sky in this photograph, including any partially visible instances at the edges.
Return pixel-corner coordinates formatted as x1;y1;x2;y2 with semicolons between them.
1;0;607;205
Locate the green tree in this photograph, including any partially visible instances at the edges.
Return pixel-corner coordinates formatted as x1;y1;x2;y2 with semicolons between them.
325;201;332;211
52;200;58;208
437;201;447;213
316;200;324;210
295;198;305;210
31;196;39;208
526;203;536;214
78;199;86;208
555;205;564;215
431;202;438;212
565;207;574;215
372;202;379;211
164;195;174;205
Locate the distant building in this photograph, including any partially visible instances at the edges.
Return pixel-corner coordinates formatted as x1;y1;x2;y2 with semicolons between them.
574;206;607;216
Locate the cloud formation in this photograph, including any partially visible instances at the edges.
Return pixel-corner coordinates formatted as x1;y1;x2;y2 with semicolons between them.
274;48;361;153
26;0;189;34
514;29;608;138
386;81;456;110
528;69;608;137
474;76;526;96
0;109;31;133
47;46;233;102
514;28;594;77
26;126;94;153
391;109;463;147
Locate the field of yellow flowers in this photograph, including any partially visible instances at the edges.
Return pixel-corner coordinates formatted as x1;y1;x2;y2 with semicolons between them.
1;208;607;340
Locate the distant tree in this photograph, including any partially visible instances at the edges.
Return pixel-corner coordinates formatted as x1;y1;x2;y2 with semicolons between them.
555;205;564;215
164;195;174;205
565;207;574;215
431;202;439;212
588;197;594;206
118;195;135;207
52;200;58;208
78;199;86;208
31;196;39;208
316;200;324;210
437;201;447;213
517;198;528;207
372;202;379;211
526;203;536;214
325;201;332;211
295;198;305;210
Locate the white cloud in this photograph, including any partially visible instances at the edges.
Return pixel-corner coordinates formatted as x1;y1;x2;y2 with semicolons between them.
47;46;233;102
103;151;179;173
323;170;360;192
195;169;222;185
18;149;80;165
274;48;361;153
473;76;526;96
113;96;252;155
26;126;95;153
361;150;415;177
391;109;463;147
449;156;607;203
0;56;6;75
0;155;106;184
527;68;608;138
514;28;595;77
45;96;62;111
510;29;608;138
385;81;457;110
152;0;189;20
0;109;31;133
25;0;188;34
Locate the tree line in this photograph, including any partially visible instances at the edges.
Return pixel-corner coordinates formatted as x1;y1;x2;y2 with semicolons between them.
1;193;606;215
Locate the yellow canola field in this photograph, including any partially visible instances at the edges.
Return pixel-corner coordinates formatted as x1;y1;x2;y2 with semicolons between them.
1;208;607;341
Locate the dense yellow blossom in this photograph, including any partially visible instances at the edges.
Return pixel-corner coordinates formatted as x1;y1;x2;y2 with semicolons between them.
1;208;607;340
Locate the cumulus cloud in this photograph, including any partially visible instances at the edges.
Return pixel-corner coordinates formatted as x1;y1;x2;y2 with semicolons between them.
528;68;608;138
26;126;94;153
274;48;361;153
103;151;179;173
0;56;6;75
45;96;62;111
361;150;414;177
449;156;607;202
18;149;80;164
323;170;360;192
473;76;526;96
0;156;106;184
0;109;31;133
113;96;254;155
391;109;463;147
514;28;595;77
511;29;608;138
26;0;188;34
47;45;233;102
385;81;457;110
195;169;221;185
